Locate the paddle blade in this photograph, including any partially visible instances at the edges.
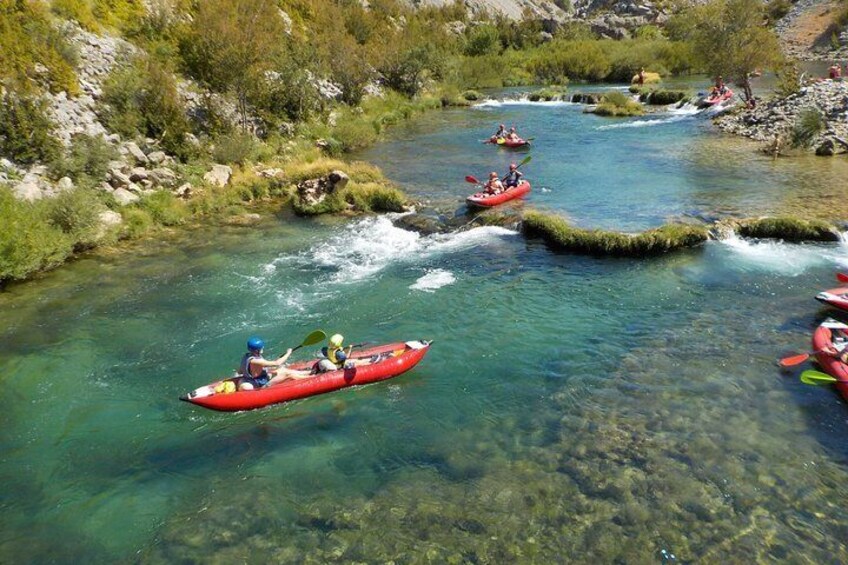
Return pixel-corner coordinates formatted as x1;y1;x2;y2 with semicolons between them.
779;353;810;367
465;175;480;184
837;272;848;283
800;370;839;385
496;138;505;145
300;330;326;348
518;155;532;167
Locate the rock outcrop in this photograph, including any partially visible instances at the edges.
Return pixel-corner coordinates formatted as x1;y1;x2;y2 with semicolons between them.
296;170;349;207
713;80;848;155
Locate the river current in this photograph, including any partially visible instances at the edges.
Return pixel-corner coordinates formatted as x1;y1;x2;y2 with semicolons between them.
1;86;847;562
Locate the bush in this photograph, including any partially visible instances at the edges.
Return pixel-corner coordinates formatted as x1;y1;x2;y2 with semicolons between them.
138;190;189;226
212;132;255;165
0;87;61;165
465;25;501;56
766;0;792;24
462;90;483;101
119;207;154;238
49;134;118;183
0;1;78;93
99;58;194;159
639;89;689;105
45;188;103;248
593;91;644;116
791;108;825;148
345;182;407;212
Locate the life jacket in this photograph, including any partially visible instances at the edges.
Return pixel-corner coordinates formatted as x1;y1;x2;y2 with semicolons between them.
326;345;344;366
238;352;265;378
504;171;521;186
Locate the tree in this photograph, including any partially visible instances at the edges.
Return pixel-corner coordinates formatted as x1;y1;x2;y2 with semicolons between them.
684;0;781;102
180;0;285;130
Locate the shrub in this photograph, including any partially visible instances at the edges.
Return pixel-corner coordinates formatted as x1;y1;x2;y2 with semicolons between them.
212;132;255;165
465;25;501;56
766;0;792;24
639;89;689;105
0;187;73;283
0;87;61;165
100;58;194;159
49;134;118;183
593;91;644;116
45;188;103;248
791;108;825;148
345;182;407;212
462;90;483;101
138;190;189;226
119;207;154;238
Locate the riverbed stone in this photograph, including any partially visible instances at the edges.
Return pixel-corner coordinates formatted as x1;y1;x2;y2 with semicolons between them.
125;142;149;165
112;187;139;205
203;164;232;187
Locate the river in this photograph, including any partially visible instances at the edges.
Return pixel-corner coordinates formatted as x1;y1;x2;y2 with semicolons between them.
1;85;847;562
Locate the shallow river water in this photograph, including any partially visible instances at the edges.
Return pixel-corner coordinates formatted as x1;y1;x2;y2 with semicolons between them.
2;86;848;562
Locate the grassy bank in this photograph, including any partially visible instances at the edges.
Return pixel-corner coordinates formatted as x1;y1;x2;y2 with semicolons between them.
735;217;841;242
522;210;709;257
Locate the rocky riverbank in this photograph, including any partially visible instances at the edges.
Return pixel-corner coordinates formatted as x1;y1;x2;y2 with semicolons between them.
713;80;848;155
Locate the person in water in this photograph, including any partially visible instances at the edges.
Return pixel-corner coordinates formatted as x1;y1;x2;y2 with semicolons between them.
315;334;375;372
237;336;310;390
502;163;523;188
484;171;504;194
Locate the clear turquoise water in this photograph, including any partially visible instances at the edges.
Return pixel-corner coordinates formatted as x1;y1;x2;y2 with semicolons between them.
2;90;848;562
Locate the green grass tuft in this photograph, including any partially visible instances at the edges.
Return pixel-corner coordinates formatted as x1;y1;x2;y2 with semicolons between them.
737;217;839;242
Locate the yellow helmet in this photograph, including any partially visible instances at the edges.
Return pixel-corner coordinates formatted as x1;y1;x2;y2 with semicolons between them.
329;334;344;347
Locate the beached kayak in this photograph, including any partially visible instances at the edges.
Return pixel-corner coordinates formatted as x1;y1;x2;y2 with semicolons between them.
812;320;848;403
467;181;531;208
815;287;848;312
181;340;432;412
488;136;531;148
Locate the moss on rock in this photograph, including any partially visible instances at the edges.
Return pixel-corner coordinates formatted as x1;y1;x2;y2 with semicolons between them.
736;217;840;242
591;91;644;117
638;89;690;105
522;210;709;257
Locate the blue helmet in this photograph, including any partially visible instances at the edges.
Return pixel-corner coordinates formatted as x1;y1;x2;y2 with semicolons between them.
247;336;264;352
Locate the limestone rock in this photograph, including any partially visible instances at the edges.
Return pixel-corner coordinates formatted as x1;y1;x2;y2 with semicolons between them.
112;187;139;205
173;183;192;199
203;164;232;187
13;181;42;201
149;168;178;187
296;170;349;207
147;151;167;165
98;209;123;228
816;138;835;156
125;142;149;165
129;167;149;182
109;169;132;188
57;177;74;191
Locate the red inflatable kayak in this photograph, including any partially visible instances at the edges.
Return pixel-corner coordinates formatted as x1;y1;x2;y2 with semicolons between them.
181;340;432;412
812;320;848;403
488;136;530;148
815;287;848;312
467;181;531;208
698;88;733;107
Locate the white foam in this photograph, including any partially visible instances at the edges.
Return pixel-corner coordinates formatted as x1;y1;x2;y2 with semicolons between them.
716;233;848;275
474;97;575;109
410;269;456;292
288;215;517;285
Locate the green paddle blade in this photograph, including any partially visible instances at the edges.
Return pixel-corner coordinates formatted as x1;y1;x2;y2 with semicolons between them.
800;370;839;385
300;330;326;348
519;155;532;166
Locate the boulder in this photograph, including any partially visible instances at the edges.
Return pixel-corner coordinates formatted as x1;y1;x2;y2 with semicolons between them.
226;212;263;226
149;167;179;187
203;164;232;187
816;138;836;156
258;168;284;179
109;169;132;188
57;177;74;191
112;187;139;205
147;151;167;165
13;181;42;201
129;167;149;182
296;170;349;207
125;141;149;165
173;183;192;199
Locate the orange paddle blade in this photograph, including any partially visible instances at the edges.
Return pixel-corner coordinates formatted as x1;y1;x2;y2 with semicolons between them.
837;272;848;283
779;353;810;367
465;175;480;184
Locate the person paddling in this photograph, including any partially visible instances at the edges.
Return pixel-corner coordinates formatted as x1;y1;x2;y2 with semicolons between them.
493;124;506;139
315;334;375;372
502;163;524;189
237;336;310;390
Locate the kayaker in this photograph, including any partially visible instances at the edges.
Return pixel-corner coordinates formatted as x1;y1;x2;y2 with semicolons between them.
493;124;506;139
823;330;848;362
484;172;504;194
506;127;520;142
315;334;374;372
502;163;523;188
237;336;310;390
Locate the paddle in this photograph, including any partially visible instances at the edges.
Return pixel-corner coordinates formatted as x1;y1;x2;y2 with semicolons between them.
501;155;532;182
837;272;848;283
779;351;823;367
465;175;482;185
800;370;840;385
291;329;327;352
